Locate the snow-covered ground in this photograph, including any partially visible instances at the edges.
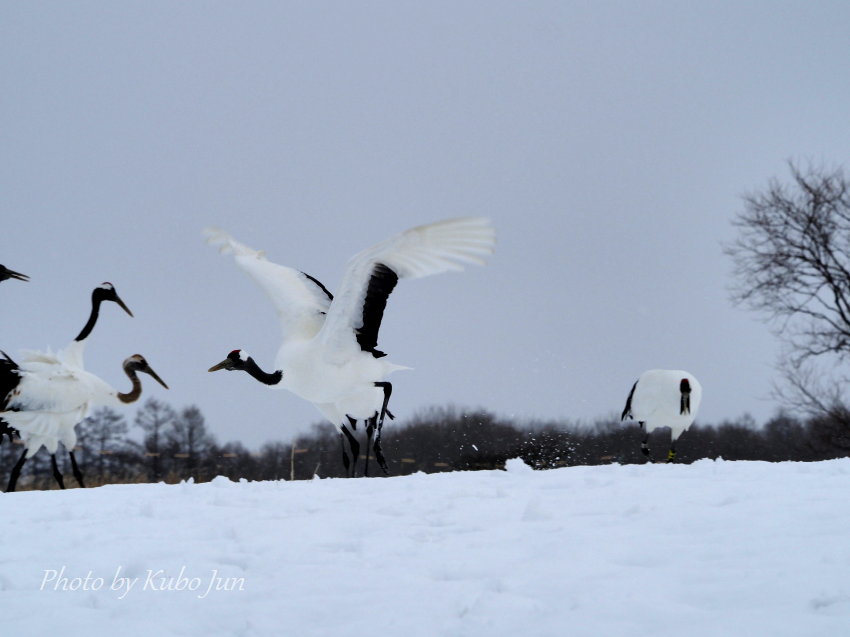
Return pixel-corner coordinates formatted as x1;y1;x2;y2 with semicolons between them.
2;459;850;636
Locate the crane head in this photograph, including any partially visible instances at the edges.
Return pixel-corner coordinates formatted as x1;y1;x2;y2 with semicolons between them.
94;282;134;317
0;265;29;283
207;349;249;372
124;354;169;389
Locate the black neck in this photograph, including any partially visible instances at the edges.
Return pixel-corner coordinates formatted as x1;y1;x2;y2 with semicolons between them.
75;296;102;342
246;358;282;386
680;391;691;415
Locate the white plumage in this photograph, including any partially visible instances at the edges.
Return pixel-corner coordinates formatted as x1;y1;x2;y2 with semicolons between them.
4;352;158;457
2;352;167;491
205;217;496;474
0;283;164;491
621;369;702;461
1;283;134;459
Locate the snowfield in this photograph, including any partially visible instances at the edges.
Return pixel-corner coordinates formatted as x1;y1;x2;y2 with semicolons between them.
2;459;850;636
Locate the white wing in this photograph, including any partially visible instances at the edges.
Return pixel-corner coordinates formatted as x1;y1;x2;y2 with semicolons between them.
8;361;114;413
17;347;62;367
204;227;333;343
319;217;496;360
18;341;86;373
13;349;78;399
3;406;88;457
59;340;85;370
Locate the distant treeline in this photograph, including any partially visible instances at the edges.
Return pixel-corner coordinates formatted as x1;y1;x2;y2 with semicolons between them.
3;399;850;490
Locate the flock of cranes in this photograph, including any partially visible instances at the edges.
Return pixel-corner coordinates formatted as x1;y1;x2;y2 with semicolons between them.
0;281;167;491
0;218;702;491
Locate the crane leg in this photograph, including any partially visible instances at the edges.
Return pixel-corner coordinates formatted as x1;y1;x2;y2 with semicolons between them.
69;450;86;488
0;422;17;444
367;402;396;476
6;449;27;492
640;423;651;462
50;454;66;490
341;420;360;478
667;440;677;463
339;432;351;476
372;428;387;475
373;382;392;475
364;418;374;477
364;409;389;477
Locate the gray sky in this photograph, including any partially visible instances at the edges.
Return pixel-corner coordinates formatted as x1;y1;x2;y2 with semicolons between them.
3;2;850;447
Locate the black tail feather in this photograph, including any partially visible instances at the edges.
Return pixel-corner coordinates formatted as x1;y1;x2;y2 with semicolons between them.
621;380;638;421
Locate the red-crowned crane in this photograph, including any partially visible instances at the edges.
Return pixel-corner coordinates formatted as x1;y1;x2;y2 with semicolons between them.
0;265;29;442
0;283;135;490
205;217;496;477
0;265;28;283
621;369;702;462
1;283;132;448
2;353;167;491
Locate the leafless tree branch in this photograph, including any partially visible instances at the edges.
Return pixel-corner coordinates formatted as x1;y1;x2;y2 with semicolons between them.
727;161;850;414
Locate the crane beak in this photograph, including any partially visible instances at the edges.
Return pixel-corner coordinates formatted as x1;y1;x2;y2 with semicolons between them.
4;268;29;282
208;359;231;372
114;294;133;318
142;365;169;389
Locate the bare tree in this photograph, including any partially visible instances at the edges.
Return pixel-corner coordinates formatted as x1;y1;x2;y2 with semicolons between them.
727;162;850;414
134;398;176;481
164;405;216;480
77;407;128;483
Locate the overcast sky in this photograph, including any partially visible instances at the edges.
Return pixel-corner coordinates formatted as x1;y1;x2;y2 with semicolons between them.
3;2;850;447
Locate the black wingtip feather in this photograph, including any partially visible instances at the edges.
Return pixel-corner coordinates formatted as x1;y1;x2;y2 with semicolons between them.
622;380;638;421
0;350;21;413
301;271;334;302
356;262;399;357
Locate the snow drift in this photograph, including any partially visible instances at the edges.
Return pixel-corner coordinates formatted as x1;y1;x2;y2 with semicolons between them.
2;459;849;636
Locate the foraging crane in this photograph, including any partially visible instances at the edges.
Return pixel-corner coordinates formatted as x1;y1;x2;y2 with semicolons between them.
621;369;702;462
2;353;167;491
205;217;496;476
0;265;28;283
0;283;135;490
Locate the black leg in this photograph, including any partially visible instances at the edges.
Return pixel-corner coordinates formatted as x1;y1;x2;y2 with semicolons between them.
639;423;651;462
0;422;17;444
341;423;360;478
7;449;27;492
373;382;392;475
51;454;66;490
69;450;86;488
374;382;392;428
340;432;351;476
373;429;388;475
364;417;375;477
